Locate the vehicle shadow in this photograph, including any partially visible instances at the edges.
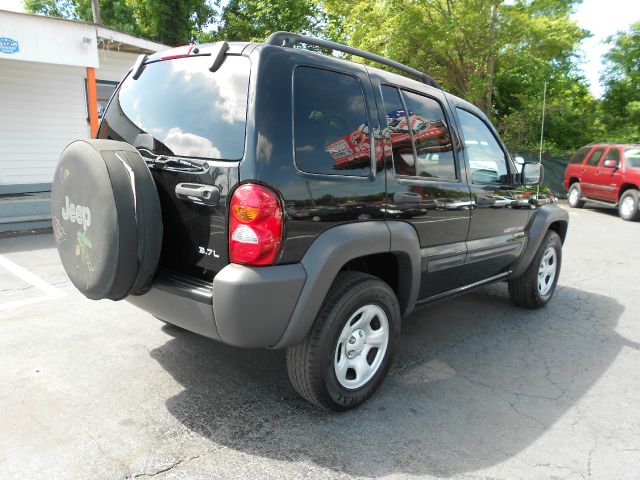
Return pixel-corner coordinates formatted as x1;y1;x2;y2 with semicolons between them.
150;284;632;477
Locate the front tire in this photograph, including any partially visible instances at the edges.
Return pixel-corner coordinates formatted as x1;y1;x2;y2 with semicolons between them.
618;190;640;221
567;183;585;208
508;230;562;309
286;271;401;411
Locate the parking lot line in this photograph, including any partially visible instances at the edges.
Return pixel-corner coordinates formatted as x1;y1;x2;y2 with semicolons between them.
0;254;66;311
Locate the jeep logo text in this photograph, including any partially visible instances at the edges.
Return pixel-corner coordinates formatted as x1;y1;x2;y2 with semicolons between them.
61;196;91;230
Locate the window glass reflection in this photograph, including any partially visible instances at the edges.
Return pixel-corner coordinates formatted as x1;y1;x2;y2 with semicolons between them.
456;108;508;184
294;67;371;176
99;55;250;160
401;91;455;180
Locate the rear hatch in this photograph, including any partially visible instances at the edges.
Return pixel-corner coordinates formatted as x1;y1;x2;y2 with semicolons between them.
98;49;250;280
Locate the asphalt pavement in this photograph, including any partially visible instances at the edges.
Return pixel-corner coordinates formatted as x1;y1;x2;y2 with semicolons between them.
1;204;639;479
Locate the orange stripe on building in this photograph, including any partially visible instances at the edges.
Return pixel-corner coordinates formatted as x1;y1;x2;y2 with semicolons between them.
86;67;99;138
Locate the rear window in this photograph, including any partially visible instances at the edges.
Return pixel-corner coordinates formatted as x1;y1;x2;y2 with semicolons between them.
570;146;591;164
99;55;250;160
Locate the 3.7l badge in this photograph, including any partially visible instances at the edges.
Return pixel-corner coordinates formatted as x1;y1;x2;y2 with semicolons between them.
198;246;220;258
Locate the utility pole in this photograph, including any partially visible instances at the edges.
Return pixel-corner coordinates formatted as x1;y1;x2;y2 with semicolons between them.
91;0;101;25
485;3;498;116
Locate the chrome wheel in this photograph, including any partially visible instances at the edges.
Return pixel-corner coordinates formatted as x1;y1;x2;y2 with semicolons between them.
620;195;636;218
334;304;389;390
538;247;557;296
569;187;579;206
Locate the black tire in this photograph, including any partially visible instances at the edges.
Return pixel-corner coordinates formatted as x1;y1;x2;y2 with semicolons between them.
51;140;162;300
618;189;640;221
508;230;562;309
286;271;401;411
567;183;585;208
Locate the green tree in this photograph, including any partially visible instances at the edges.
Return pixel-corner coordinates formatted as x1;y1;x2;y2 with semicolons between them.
600;21;640;142
23;0;214;45
323;0;595;154
207;0;324;42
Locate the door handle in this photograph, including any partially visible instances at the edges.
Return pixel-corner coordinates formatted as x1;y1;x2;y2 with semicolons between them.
175;183;220;205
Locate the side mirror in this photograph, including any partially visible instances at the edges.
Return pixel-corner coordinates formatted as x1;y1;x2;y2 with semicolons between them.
603;159;619;169
522;162;544;186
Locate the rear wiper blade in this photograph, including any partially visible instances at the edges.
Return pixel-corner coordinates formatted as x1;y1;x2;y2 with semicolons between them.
137;148;210;172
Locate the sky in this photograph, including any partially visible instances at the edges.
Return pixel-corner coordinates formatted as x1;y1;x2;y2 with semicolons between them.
572;0;640;98
1;0;639;98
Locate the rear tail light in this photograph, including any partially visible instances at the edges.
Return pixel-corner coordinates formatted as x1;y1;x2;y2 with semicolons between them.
229;183;283;266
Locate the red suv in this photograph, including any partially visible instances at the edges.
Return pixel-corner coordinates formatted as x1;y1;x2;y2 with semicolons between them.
564;143;640;221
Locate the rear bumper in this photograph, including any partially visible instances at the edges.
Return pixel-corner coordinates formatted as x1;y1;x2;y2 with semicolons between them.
126;263;306;348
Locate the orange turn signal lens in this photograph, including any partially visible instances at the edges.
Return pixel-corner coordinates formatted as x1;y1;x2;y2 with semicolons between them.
232;204;260;222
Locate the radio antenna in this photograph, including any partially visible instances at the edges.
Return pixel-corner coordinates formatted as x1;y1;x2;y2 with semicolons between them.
537;81;547;198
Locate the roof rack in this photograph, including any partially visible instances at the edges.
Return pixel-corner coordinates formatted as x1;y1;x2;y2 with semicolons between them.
265;31;441;89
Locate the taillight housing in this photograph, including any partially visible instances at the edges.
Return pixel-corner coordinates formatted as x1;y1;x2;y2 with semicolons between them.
229;183;283;266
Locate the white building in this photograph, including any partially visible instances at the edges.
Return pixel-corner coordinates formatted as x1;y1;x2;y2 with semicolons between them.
0;10;167;231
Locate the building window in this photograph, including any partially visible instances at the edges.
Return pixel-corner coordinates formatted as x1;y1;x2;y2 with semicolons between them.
86;79;118;120
95;80;118;118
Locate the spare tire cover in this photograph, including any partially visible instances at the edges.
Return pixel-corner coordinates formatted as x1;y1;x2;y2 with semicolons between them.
52;139;162;300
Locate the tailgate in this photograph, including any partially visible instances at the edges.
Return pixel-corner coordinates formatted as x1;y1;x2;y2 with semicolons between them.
98;51;250;280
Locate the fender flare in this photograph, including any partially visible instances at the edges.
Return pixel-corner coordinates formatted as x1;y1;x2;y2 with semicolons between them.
272;221;421;349
509;204;569;279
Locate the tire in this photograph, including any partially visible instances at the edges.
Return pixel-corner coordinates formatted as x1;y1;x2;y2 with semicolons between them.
618;189;640;221
567;183;585;208
508;230;562;309
51;140;162;300
286;271;401;411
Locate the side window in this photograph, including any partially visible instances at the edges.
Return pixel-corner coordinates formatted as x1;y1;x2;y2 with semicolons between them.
586;148;605;166
380;86;456;180
603;148;620;164
293;67;371;176
401;91;456;180
380;85;415;176
570;147;591;164
456;108;508;184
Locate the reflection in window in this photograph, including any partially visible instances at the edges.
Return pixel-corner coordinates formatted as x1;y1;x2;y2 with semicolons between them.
456;108;508;184
99;55;250;160
294;67;371;176
402;91;455;180
381;86;455;180
380;86;414;176
625;148;640;168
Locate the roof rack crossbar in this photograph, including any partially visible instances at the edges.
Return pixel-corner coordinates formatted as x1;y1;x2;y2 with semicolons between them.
265;31;441;89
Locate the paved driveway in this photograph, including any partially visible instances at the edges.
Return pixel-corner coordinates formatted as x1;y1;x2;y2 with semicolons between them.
1;205;639;479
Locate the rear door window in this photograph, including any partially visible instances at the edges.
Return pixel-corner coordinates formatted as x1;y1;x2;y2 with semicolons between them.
99;55;250;160
585;148;605;166
293;67;371;176
380;86;456;180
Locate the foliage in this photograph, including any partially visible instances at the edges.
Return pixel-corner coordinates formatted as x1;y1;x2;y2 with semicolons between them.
599;21;640;143
24;0;214;45
206;0;324;42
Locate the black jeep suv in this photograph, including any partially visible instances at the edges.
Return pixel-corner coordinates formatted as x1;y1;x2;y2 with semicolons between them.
52;32;568;410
